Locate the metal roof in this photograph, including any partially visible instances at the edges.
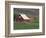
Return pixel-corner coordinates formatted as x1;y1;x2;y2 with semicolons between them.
19;13;30;20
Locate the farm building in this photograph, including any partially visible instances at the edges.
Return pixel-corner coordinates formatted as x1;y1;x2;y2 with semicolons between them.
15;13;30;22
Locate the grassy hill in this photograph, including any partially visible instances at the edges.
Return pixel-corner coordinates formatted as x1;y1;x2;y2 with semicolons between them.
14;17;39;30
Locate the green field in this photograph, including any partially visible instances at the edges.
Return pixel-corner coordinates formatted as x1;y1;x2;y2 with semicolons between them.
14;17;39;30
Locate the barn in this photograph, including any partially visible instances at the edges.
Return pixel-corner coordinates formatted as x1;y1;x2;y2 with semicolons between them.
15;13;30;22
